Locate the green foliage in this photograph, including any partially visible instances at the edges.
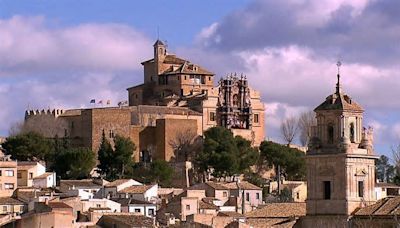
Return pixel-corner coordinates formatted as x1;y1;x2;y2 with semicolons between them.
279;187;293;202
2;132;53;162
259;141;306;180
130;160;174;187
376;155;395;183
97;134;136;180
54;147;96;179
195;127;258;179
149;160;174;186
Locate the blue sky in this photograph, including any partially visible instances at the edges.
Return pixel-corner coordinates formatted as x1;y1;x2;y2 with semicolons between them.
1;0;400;159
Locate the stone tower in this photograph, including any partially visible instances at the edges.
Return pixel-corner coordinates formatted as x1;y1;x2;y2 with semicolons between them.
154;39;166;75
306;71;377;218
217;74;252;130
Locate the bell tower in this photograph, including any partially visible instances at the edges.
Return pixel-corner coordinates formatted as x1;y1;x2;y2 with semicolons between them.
306;64;377;218
153;39;166;75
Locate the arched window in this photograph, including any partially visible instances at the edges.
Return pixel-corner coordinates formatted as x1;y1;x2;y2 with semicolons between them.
328;125;334;144
350;123;355;143
233;94;239;106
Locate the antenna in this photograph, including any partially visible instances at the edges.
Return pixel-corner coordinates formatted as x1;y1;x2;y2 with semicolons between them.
337;61;342;75
157;26;159;40
336;61;342;94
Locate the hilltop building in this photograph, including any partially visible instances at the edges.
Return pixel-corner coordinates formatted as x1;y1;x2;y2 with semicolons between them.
24;40;265;164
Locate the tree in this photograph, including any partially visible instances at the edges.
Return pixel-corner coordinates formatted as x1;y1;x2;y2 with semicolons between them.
97;130;114;177
149;160;174;186
376;155;395;183
2;132;53;162
298;111;316;146
169;128;202;162
114;135;136;178
280;117;298;145
259;141;306;181
54;147;96;179
194;127;258;180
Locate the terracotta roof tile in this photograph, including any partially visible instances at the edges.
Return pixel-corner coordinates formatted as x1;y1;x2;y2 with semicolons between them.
119;185;153;194
199;201;218;210
48;202;72;209
105;179;132;187
245;203;306;218
60;179;102;188
315;93;363;112
223;181;262;190
33;172;53;179
99;214;155;227
0;197;24;205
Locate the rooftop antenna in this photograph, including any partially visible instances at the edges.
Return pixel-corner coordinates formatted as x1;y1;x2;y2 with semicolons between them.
157;26;159;40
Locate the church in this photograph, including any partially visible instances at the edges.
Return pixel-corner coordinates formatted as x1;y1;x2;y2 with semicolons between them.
24;40;265;164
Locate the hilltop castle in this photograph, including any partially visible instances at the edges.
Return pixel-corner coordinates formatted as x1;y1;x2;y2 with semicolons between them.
25;40;265;164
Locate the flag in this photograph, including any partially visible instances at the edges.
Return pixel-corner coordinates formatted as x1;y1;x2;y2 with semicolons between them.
106;100;111;105
90;99;95;104
98;100;103;104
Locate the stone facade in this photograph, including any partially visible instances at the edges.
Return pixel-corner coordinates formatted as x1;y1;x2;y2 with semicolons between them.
302;72;377;226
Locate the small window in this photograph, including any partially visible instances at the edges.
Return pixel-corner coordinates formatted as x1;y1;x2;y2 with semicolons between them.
109;130;115;138
323;181;331;199
4;183;14;190
134;208;141;213
256;193;260;200
96;204;101;208
5;170;14;177
254;114;259;123
246;192;250;201
210;112;216;121
223;191;227;197
2;206;7;212
209;76;211;81
0;170;2;176
148;208;155;216
350;123;355;143
71;121;74;129
29;173;33;179
297;192;300;199
181;89;184;96
186;205;190;210
358;181;364;198
184;76;187;80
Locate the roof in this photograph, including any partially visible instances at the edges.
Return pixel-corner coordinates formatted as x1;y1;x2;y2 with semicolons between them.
119;185;153;194
60;179;102;188
189;182;229;191
199;200;218;210
110;198;153;206
105;179;132;187
99;214;155;227
315;92;363;112
245;203;306;218
89;207;111;211
217;211;245;218
354;196;400;216
153;39;165;46
376;182;400;188
223;181;262;190
48;202;72;209
0;197;24;205
17;161;41;170
33;172;53;179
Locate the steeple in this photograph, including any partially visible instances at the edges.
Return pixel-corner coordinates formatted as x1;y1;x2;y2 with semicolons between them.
336;61;342;94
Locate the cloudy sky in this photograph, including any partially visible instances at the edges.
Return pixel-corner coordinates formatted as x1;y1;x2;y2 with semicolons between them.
1;0;400;158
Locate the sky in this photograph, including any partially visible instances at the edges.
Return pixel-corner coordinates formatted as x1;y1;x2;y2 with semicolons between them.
1;0;400;158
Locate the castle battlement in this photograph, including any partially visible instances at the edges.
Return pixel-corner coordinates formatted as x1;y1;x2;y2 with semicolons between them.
25;109;65;119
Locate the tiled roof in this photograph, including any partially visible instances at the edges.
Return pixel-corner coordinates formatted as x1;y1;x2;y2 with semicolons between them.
354;196;400;216
245;203;306;218
0;197;24;205
99;214;155;227
89;207;111;211
376;182;400;188
60;179;102;188
189;182;229;191
33;172;53;179
17;161;39;170
315;93;363;112
105;179;132;187
119;185;153;194
199;200;218;210
48;202;72;209
217;211;245;218
223;181;262;190
110;198;153;206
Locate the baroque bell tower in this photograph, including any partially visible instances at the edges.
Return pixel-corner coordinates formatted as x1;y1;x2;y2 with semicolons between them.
306;64;377;219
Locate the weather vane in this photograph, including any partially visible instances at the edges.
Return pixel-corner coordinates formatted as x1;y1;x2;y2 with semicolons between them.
336;61;342;75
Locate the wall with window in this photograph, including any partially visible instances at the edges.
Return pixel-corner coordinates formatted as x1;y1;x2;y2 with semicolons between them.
0;161;17;197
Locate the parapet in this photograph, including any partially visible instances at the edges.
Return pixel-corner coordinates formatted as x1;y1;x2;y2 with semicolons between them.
25;109;65;119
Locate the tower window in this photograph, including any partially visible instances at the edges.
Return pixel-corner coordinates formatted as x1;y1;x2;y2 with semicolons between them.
233;94;239;106
254;114;259;123
323;181;331;199
328;125;334;144
350;123;355;143
210;112;216;121
358;181;364;197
